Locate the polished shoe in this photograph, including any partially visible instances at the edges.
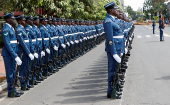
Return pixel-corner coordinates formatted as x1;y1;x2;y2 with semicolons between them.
21;87;30;90
116;91;122;95
16;91;24;95
119;88;123;92
34;82;38;85
116;95;121;99
27;85;34;88
8;92;21;97
35;80;41;83
42;76;47;79
107;94;111;98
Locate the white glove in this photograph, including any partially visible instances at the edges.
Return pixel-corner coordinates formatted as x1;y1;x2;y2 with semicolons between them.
120;53;123;57
85;37;87;40
125;48;128;54
46;48;50;54
83;37;86;40
61;44;66;48
129;37;132;41
29;53;34;60
15;56;22;65
79;39;82;42
41;51;45;56
94;35;97;37
53;46;58;51
67;42;70;46
92;36;94;38
87;37;90;39
70;41;74;44
34;53;38;58
113;54;121;63
75;40;79;43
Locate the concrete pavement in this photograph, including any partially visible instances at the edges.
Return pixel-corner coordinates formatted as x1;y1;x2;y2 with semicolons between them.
1;25;170;105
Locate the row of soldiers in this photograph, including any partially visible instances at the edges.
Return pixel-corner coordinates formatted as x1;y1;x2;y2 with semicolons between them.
1;12;105;97
103;1;134;99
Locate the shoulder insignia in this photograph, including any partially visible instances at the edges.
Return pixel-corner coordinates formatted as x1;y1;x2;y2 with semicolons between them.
105;20;110;23
18;33;22;36
27;32;29;35
109;40;113;45
3;29;7;32
4;32;8;36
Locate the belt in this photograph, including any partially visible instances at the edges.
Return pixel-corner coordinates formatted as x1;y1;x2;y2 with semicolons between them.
53;36;59;39
24;40;29;43
10;40;17;44
32;39;36;42
59;36;63;38
37;38;42;41
113;35;124;38
44;38;49;40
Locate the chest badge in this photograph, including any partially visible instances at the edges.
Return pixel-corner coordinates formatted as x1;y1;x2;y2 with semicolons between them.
109;40;113;45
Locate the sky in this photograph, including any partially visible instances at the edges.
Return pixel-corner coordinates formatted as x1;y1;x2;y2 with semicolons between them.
124;0;145;11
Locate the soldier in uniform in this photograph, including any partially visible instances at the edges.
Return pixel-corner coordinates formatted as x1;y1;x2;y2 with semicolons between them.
152;18;156;34
159;15;164;41
103;1;125;99
2;13;23;97
16;15;34;90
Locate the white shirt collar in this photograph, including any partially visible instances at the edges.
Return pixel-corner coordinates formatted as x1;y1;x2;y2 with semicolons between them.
28;25;32;28
33;25;37;28
5;23;12;28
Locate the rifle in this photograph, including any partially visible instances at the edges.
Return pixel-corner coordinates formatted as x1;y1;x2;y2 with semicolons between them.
22;55;34;90
30;42;40;85
50;37;59;72
10;50;23;97
36;42;47;80
44;39;51;77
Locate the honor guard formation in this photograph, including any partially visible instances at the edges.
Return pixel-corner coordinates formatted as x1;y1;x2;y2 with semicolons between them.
103;1;134;99
1;1;134;99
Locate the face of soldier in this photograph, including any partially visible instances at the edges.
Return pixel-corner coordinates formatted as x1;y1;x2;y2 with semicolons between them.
18;20;25;26
8;18;16;26
26;20;33;25
34;20;39;26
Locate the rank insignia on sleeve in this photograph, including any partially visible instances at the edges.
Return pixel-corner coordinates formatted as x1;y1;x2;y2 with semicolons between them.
109;40;113;45
18;33;22;36
27;32;29;35
4;32;8;36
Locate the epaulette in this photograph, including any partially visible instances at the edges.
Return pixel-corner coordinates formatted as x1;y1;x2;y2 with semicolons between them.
105;20;110;23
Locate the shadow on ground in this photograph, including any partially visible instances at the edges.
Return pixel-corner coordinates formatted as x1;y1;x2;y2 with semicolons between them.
54;54;110;104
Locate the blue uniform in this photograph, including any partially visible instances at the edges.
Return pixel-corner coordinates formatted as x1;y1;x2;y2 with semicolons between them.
152;20;156;34
103;13;125;95
159;18;163;41
1;23;18;94
16;24;33;88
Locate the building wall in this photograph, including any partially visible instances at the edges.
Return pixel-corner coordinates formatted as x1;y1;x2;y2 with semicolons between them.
119;0;124;11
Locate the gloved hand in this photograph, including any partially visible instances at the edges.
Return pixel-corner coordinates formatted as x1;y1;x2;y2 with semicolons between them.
61;44;66;48
34;53;38;59
94;35;97;37
79;39;82;42
125;48;128;54
75;40;79;43
70;41;74;44
46;48;50;54
67;42;70;46
129;37;132;41
29;53;34;60
83;37;86;40
41;51;45;56
85;37;87;40
15;56;22;65
120;53;123;57
87;36;90;39
53;46;58;51
113;54;121;63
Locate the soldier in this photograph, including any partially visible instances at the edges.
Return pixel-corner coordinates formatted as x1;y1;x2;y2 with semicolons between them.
25;16;40;85
16;15;34;90
32;16;46;81
1;12;23;97
159;15;164;41
152;18;156;34
103;1;125;99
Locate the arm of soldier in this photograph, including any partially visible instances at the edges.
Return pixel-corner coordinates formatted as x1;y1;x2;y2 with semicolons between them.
1;30;17;58
16;30;31;55
48;33;54;47
104;21;117;55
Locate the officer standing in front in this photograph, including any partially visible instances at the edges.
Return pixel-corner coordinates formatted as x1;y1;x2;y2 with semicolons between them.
1;13;23;97
152;18;156;34
103;1;125;99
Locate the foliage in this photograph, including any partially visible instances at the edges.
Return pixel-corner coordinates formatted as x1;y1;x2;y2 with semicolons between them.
0;0;122;20
137;17;143;22
143;0;167;19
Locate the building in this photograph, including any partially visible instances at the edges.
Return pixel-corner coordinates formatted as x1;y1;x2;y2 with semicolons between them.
119;0;124;12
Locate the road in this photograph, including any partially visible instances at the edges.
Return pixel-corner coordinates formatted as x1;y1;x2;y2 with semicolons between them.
1;25;170;105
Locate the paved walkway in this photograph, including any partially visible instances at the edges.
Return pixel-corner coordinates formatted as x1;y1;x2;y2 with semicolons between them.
0;55;5;81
